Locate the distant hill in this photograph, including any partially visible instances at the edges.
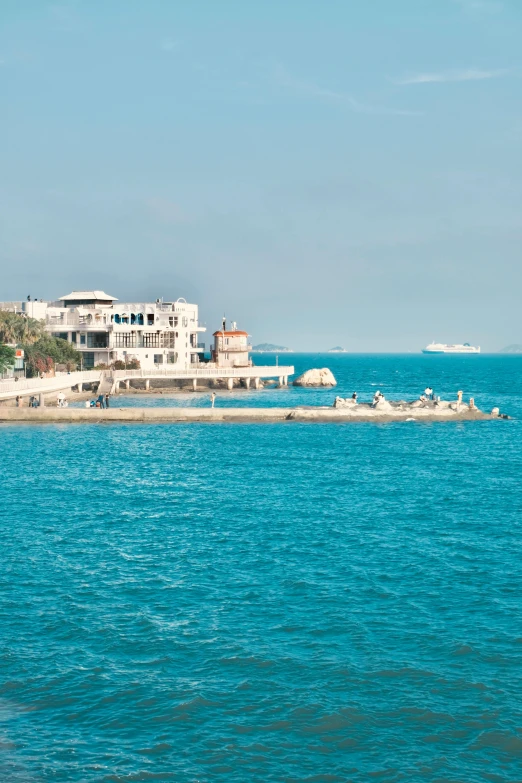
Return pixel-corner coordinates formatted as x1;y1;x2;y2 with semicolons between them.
500;344;522;353
252;343;293;352
328;346;347;353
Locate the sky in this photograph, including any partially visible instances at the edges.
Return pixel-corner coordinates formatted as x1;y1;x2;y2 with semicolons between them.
1;0;521;351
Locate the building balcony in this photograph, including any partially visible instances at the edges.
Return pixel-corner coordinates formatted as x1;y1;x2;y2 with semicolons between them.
47;315;111;329
215;345;252;352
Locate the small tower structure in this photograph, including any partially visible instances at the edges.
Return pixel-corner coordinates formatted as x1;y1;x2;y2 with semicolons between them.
212;319;251;368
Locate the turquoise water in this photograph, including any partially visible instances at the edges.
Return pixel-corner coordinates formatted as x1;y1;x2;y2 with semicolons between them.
1;355;522;782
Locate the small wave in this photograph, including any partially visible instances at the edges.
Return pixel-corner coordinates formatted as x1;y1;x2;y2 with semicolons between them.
136;744;172;756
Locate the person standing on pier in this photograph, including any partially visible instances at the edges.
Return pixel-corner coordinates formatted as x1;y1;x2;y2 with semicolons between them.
210;392;216;408
105;393;110;408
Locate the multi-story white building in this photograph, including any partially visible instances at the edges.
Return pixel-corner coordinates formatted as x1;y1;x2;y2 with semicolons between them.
14;290;206;370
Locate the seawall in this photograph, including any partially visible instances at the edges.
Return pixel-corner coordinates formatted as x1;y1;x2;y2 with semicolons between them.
0;406;500;424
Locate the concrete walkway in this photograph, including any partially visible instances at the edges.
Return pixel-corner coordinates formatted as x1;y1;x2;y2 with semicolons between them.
0;406;499;424
0;371;102;402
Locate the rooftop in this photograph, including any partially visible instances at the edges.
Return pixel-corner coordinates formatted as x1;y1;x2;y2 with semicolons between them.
58;290;118;302
213;330;249;337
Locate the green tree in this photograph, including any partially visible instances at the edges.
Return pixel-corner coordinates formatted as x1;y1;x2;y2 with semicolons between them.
0;311;44;345
23;336;81;377
0;344;16;374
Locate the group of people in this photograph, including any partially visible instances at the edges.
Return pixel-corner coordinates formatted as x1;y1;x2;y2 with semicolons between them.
347;387;439;406
57;392;68;408
85;393;110;409
420;386;436;402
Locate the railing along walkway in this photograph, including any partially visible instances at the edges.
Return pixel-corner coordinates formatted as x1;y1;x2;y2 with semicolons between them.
0;371;102;400
113;365;294;380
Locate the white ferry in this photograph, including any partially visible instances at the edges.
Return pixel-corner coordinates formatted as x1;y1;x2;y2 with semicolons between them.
422;342;480;354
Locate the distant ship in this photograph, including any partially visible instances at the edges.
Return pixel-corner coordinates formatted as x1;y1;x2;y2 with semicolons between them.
422;342;480;354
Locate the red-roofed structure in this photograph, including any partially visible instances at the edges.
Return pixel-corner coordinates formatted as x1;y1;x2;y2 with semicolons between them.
212;322;252;367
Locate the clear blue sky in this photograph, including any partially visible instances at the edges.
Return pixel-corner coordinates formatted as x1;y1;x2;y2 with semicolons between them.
1;0;521;350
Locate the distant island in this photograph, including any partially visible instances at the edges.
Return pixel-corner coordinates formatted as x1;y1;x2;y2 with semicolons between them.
500;344;522;353
328;346;347;353
252;343;293;353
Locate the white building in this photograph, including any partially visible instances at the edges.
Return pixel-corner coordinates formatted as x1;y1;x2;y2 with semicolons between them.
19;290;206;370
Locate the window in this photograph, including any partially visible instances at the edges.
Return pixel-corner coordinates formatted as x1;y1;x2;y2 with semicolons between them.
87;332;108;348
182;316;188;327
160;333;176;348
80;334;86;345
113;333;137;348
143;332;160;348
167;352;177;364
83;352;95;368
71;332;77;343
154;354;163;364
147;314;155;325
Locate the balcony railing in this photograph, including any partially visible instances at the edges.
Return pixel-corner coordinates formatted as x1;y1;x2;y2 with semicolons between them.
214;344;252;352
47;314;111;327
112;365;295;379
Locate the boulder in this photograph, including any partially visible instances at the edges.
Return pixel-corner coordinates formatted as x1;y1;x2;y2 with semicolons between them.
293;368;337;387
373;398;393;412
491;407;500;417
333;396;356;409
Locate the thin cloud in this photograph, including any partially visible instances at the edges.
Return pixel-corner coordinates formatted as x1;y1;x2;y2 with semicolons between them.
393;68;507;85
452;0;503;13
276;67;421;117
161;38;179;53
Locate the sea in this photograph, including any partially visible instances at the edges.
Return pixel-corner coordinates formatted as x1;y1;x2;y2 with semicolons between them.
1;353;521;783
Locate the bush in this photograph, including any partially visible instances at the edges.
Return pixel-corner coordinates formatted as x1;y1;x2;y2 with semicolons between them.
23;336;81;378
112;358;140;370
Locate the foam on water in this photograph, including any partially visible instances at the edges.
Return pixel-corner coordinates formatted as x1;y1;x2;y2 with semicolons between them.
1;355;521;782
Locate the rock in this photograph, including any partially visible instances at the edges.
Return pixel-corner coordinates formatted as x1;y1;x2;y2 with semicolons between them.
333;396;356;409
293;368;337;387
374;398;393;412
491;407;500;417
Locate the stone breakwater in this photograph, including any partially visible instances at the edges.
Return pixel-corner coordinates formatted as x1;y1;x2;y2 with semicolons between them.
0;403;507;424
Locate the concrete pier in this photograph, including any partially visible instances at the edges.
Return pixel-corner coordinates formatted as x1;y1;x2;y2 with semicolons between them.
0;405;502;425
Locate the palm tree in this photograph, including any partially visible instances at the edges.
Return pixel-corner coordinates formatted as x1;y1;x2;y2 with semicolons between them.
18;316;44;344
0;312;44;345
